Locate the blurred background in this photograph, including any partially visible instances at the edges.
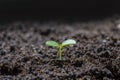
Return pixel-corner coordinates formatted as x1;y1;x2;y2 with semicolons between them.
0;0;120;22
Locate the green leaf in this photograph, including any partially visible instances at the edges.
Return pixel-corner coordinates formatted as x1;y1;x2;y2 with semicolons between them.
46;41;59;47
62;39;76;46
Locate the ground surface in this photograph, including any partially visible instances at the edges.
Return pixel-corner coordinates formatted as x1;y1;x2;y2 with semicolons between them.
0;17;120;80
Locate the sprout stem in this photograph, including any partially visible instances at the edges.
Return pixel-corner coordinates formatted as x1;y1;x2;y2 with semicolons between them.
59;44;62;60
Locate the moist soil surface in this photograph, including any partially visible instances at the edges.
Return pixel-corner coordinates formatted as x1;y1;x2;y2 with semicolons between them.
0;17;120;80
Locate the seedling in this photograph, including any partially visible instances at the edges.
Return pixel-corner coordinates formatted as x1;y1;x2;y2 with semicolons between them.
46;39;76;60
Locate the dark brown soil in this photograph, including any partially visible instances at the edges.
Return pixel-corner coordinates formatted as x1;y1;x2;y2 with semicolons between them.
0;17;120;80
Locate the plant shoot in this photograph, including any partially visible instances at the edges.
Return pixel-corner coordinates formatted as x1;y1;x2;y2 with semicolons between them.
46;39;76;60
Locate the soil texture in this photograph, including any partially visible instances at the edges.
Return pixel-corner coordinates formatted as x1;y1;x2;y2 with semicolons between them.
0;17;120;80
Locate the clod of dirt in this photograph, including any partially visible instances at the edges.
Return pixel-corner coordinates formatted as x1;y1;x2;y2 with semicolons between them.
0;63;23;75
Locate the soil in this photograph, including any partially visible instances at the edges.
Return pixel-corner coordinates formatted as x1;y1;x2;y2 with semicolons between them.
0;17;120;80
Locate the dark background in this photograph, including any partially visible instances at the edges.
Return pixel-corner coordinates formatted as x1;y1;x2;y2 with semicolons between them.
0;0;120;22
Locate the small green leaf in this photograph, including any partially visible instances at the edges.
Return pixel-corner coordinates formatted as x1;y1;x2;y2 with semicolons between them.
62;39;76;46
46;41;59;47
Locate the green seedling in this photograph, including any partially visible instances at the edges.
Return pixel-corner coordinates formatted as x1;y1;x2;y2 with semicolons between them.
46;39;76;60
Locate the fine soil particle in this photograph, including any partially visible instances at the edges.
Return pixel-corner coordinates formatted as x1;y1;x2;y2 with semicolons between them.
0;17;120;80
